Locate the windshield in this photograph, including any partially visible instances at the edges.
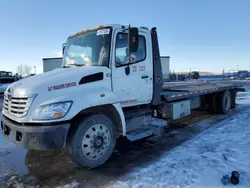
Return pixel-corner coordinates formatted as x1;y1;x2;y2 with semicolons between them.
62;28;112;67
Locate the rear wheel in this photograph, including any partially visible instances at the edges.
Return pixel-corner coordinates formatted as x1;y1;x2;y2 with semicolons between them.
207;93;218;114
217;91;232;114
69;114;116;168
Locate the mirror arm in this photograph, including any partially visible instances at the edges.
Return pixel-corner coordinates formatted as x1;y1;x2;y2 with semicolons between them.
62;43;66;55
125;64;130;75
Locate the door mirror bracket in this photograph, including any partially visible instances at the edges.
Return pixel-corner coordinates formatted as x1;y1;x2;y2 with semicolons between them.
125;65;130;75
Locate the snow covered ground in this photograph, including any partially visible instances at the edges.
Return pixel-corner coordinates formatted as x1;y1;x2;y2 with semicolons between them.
106;89;250;188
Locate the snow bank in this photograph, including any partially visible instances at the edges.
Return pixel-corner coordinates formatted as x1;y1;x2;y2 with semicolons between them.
236;85;250;104
237;92;250;105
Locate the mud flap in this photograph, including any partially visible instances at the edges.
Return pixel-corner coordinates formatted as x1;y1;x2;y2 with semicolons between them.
231;90;237;109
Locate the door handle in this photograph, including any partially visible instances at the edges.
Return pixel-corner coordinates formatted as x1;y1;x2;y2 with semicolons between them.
141;75;149;79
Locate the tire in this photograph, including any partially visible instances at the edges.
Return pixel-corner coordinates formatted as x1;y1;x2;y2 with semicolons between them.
69;114;116;168
217;91;232;114
207;93;218;114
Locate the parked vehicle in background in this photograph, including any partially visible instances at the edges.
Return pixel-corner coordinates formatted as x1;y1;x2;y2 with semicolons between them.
0;83;9;93
0;71;12;77
0;71;21;93
186;71;200;80
1;24;245;168
237;70;249;80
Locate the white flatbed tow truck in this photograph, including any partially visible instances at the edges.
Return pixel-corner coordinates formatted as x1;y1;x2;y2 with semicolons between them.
1;24;244;168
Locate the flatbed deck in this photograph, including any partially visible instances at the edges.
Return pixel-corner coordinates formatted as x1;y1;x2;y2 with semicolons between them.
161;80;244;101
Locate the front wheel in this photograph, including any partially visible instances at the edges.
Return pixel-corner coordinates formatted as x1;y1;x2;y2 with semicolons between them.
69;114;116;168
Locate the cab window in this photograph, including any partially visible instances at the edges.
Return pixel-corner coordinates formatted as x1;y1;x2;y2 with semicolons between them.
115;33;146;67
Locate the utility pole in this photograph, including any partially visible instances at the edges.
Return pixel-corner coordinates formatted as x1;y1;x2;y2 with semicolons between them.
34;66;36;75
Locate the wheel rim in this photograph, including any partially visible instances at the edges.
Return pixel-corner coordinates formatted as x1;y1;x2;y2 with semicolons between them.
81;124;111;160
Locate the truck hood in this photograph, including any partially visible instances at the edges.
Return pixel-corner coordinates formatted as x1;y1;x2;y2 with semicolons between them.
8;66;110;96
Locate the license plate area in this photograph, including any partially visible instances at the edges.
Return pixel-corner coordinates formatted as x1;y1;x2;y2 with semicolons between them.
1;121;23;142
4;125;12;138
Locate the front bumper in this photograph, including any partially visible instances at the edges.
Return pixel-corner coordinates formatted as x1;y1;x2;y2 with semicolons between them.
0;115;70;150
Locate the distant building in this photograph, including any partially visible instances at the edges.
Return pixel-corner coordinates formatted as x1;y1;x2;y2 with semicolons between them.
160;56;170;81
42;57;170;79
43;58;62;73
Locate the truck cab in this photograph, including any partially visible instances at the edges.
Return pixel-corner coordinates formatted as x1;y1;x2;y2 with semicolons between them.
1;24;240;168
1;24;163;168
62;25;160;107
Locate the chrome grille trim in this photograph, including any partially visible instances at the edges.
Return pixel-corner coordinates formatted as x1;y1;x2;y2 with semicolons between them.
3;91;35;118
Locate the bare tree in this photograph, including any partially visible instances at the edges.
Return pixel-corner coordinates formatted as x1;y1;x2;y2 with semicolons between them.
16;64;32;76
24;65;32;76
16;64;24;76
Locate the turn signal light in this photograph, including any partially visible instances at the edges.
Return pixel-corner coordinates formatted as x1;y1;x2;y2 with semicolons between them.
53;112;65;119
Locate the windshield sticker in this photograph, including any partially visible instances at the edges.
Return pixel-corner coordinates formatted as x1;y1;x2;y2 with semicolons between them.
48;82;77;91
97;29;110;36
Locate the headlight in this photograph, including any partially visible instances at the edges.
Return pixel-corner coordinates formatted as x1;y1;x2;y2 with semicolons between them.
33;101;72;120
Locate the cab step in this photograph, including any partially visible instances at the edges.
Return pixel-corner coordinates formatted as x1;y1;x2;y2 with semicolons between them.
126;128;155;141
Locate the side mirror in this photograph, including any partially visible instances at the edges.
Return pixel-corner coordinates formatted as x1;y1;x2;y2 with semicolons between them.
128;27;139;53
62;43;66;55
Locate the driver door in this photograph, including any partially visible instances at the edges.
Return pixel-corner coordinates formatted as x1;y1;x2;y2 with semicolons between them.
111;29;153;107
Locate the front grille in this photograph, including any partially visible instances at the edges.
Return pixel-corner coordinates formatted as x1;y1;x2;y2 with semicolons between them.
3;92;33;118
